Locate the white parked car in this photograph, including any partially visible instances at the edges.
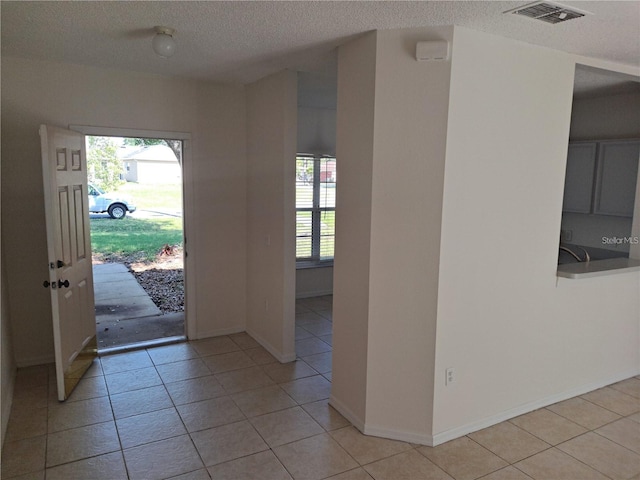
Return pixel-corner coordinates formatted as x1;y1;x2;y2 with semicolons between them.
88;184;136;219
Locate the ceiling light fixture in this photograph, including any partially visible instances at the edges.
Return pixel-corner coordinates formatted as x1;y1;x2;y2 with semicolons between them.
152;26;176;58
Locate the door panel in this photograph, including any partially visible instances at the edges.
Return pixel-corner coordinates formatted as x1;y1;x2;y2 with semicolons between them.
41;125;97;401
58;186;73;267
74;186;87;259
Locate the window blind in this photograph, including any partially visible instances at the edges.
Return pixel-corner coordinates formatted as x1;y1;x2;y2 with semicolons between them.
296;155;336;264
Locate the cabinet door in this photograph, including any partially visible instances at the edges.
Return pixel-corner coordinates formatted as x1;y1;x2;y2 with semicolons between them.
594;141;640;217
562;143;597;214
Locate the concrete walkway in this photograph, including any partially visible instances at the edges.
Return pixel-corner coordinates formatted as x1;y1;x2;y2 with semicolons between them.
93;263;161;319
93;263;184;350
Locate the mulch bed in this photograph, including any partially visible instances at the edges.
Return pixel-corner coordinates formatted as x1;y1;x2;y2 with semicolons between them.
129;266;184;314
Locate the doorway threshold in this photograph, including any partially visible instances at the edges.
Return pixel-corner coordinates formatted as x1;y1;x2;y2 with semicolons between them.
98;335;186;357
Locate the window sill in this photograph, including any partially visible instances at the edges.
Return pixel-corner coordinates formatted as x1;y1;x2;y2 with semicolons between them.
556;257;640;279
296;261;334;270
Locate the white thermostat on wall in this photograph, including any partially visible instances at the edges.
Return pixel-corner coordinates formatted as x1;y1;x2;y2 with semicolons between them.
416;40;450;62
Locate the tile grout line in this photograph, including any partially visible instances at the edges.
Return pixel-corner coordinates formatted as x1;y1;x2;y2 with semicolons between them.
590;428;640;458
148;346;204;477
104;360;132;480
10;295;636;480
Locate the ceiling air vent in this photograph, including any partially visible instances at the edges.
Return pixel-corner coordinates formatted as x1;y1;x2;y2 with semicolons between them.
506;1;591;24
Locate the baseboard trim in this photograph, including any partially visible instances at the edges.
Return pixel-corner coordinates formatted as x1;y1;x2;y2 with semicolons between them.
296;290;334;300
15;354;55;368
1;368;16;449
331;369;639;448
193;326;245;340
329;394;365;432
431;368;640;446
330;394;435;445
364;423;434;446
246;328;296;364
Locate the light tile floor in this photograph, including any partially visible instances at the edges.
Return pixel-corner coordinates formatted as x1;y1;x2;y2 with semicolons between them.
3;295;640;479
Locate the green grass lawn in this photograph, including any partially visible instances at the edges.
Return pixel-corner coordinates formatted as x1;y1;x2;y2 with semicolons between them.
91;182;184;262
96;182;336;261
91;216;183;262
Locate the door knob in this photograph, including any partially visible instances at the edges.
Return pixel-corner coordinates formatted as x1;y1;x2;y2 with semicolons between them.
43;280;51;288
57;279;70;288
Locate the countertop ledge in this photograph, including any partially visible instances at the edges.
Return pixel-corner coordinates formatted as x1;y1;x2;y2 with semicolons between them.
557;258;640;279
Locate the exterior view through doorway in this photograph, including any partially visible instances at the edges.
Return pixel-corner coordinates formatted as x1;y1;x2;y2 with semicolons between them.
86;133;186;351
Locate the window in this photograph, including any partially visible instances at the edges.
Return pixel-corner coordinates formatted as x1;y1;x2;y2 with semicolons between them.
296;155;336;265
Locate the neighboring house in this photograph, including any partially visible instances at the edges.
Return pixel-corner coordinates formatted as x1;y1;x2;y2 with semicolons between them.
320;158;336;183
119;144;181;184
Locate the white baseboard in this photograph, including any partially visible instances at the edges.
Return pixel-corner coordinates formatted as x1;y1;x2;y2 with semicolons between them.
15;354;55;368
330;393;434;445
192;326;245;341
296;289;333;299
331;369;639;448
329;394;365;432
431;368;640;446
1;368;16;449
364;423;434;446
246;328;296;363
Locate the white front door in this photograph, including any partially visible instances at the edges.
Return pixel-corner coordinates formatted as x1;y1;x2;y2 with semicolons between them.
40;125;97;401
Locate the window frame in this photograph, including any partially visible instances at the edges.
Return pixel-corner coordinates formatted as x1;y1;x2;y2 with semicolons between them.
296;154;336;268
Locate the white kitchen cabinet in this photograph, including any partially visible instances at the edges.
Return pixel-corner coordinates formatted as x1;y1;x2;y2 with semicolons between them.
562;142;597;214
562;139;639;217
593;140;640;217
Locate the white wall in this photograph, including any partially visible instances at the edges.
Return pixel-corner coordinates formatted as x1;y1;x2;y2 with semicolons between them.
296;266;333;298
332;31;378;426
432;27;640;442
332;26;453;441
1;56;248;365
333;24;639;447
365;26;452;441
246;70;297;362
297;107;336;156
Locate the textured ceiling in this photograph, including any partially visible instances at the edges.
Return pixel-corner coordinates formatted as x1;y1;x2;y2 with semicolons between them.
2;1;639;85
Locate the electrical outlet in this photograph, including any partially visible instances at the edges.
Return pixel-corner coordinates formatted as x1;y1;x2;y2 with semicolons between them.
445;367;455;386
561;229;573;242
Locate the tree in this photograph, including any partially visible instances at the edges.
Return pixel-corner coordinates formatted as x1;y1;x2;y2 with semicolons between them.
87;136;125;191
123;137;182;163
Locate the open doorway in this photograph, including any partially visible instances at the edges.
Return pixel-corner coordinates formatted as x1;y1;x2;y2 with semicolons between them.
558;65;640;267
87;134;186;350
